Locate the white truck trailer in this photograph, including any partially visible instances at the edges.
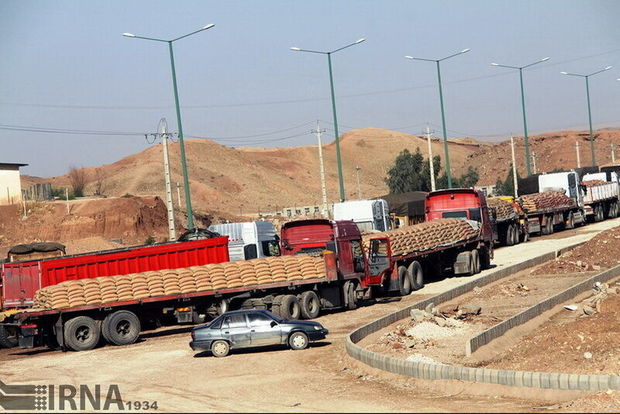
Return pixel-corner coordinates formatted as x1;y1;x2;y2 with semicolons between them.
332;199;390;232
208;221;280;261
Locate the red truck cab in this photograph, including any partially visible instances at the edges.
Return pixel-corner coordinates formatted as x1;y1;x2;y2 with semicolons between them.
426;189;495;257
280;219;367;280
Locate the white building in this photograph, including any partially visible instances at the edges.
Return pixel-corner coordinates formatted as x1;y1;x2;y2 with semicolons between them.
0;162;27;205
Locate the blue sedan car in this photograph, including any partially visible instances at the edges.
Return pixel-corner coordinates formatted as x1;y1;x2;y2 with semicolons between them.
189;309;329;357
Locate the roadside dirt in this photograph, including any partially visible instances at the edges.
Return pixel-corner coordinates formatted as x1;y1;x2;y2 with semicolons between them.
533;224;620;274
0;196;171;258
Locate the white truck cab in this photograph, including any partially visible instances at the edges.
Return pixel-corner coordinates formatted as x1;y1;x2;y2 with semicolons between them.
538;171;584;207
332;199;390;232
208;221;280;261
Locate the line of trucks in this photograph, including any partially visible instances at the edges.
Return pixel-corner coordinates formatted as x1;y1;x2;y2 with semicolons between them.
1;167;619;352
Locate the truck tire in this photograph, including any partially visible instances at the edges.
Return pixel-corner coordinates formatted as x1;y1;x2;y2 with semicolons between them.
211;340;230;357
288;331;309;350
471;249;481;274
504;225;514;246
216;299;229;316
102;310;141;346
398;266;411;296
64;316;101;351
279;295;301;320
0;325;18;348
300;291;320;319
408;261;424;291
479;247;491;270
465;251;475;276
565;211;575;229
347;281;358;310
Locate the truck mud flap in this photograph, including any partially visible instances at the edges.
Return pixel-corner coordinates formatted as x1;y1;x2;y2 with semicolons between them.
18;329;35;349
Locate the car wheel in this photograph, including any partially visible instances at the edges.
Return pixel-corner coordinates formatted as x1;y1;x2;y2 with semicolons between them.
211;340;230;357
288;331;309;350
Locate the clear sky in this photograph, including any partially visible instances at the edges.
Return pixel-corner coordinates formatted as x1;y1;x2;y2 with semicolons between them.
2;0;620;177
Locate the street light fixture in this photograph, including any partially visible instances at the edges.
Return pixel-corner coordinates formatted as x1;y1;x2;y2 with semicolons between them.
490;57;550;176
561;65;613;167
290;38;366;202
405;48;470;188
123;24;216;232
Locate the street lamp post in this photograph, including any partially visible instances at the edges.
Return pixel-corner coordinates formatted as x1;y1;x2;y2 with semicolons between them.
405;48;470;189
561;66;613;167
123;24;215;232
291;38;366;202
491;57;550;176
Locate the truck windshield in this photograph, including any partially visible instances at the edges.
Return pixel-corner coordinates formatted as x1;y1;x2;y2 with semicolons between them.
355;221;375;233
442;211;468;219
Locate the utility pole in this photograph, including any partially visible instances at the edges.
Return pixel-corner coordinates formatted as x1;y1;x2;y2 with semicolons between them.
355;166;362;199
176;183;182;208
425;125;436;191
155;118;176;241
610;144;616;164
312;121;329;217
510;136;518;198
575;141;581;168
531;152;538;174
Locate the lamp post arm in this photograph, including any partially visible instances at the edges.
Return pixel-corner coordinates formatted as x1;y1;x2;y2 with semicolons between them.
130;35;168;43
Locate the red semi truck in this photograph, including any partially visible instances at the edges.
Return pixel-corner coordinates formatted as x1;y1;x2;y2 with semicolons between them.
2;218;494;352
0;237;230;347
424;188;495;273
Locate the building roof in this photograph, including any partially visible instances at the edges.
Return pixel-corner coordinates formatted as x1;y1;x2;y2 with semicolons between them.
0;162;28;167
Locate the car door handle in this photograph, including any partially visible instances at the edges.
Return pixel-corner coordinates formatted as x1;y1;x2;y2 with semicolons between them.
250;329;255;332
224;331;229;334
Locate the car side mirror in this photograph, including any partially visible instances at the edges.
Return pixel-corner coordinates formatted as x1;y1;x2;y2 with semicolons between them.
270;321;277;328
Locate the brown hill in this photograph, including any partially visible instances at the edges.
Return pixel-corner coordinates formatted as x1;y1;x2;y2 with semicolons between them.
470;129;620;185
22;127;620;219
29;128;480;217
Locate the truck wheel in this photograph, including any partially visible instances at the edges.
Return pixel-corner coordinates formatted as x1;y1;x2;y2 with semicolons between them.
408;261;424;291
471;249;481;274
211;340;230;357
504;226;514;246
64;316;100;351
216;299;229;316
347;282;358;310
102;310;141;346
565;211;575;229
465;251;475;276
300;291;321;319
398;266;411;296
479;247;491;270
0;326;18;348
279;295;301;320
288;331;309;350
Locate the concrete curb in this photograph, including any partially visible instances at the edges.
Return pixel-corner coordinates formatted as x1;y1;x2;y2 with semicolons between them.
345;241;620;391
467;263;620;355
